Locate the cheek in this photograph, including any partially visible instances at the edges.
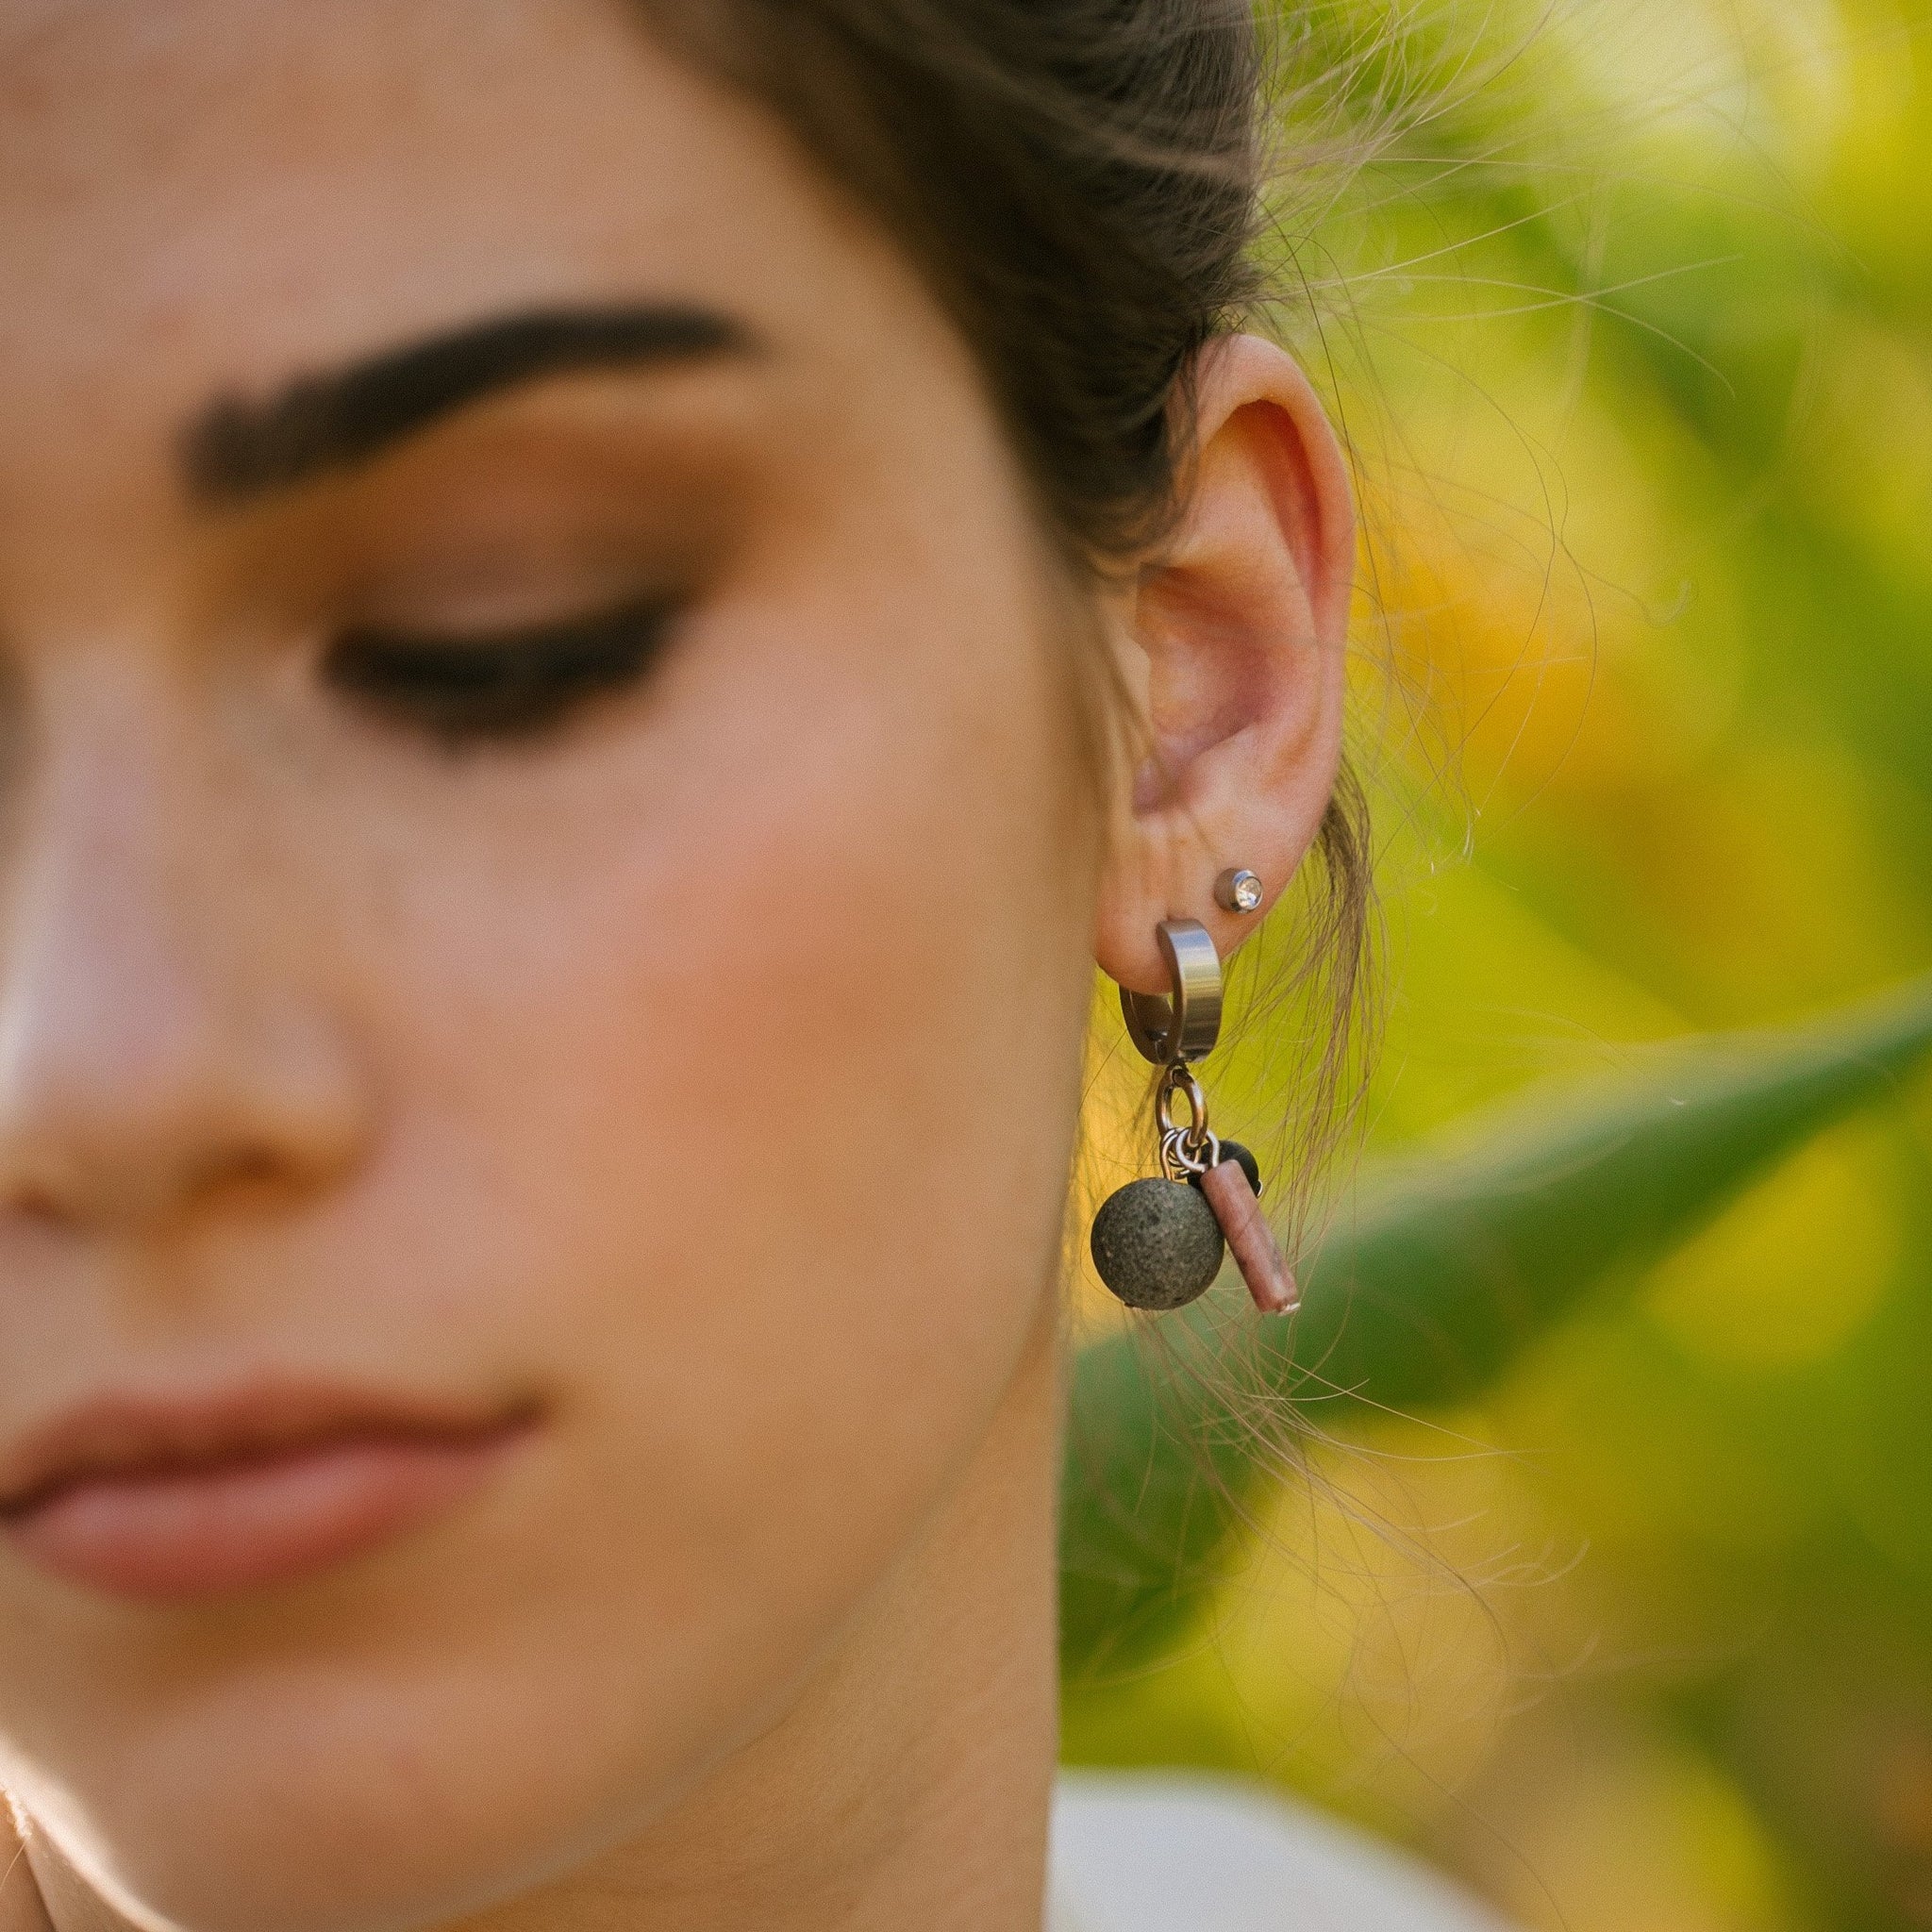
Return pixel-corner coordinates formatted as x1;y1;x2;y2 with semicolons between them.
339;505;1093;1704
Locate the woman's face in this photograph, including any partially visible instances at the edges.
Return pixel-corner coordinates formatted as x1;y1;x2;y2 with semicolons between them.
0;1;1098;1924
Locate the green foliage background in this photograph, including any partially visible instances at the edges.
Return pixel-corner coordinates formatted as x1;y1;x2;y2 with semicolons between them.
1058;3;1932;1926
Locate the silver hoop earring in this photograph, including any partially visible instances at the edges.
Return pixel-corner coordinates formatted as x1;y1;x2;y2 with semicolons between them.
1120;918;1224;1066
1090;917;1298;1315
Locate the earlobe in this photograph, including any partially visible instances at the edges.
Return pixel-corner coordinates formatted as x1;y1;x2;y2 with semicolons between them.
1094;333;1354;995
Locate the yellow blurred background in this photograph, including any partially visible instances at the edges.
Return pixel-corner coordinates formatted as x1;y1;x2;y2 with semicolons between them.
1062;2;1932;1925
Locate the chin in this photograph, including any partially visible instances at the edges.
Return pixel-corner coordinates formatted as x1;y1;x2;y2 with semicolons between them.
7;1568;801;1932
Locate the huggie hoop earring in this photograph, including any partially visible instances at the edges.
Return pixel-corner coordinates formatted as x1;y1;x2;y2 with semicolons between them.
1090;909;1299;1316
1121;919;1224;1066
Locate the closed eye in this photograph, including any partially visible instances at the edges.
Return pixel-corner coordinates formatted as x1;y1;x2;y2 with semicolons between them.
325;594;677;748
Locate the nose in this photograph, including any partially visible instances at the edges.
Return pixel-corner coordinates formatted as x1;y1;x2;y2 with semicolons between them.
0;708;371;1237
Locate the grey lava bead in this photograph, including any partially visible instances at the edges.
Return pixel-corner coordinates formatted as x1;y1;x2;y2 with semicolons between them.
1090;1177;1225;1311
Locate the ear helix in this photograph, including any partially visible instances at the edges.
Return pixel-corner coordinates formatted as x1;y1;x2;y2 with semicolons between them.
1089;890;1297;1316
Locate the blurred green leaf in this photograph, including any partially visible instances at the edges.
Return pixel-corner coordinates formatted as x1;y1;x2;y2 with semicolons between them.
1061;977;1932;1679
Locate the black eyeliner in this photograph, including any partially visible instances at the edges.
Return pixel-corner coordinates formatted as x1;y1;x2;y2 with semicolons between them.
325;593;676;747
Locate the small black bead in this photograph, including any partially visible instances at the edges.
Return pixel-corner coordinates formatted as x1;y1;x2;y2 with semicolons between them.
1090;1178;1225;1311
1189;1139;1261;1199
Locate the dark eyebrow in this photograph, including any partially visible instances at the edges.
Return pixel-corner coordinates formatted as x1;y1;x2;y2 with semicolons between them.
181;303;754;505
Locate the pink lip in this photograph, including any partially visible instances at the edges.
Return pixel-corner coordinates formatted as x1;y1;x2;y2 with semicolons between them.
0;1384;537;1602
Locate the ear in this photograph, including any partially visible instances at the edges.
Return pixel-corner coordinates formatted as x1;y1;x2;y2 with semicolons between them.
1093;333;1354;995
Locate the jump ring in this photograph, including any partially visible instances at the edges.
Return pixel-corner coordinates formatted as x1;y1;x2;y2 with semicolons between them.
1156;1065;1218;1174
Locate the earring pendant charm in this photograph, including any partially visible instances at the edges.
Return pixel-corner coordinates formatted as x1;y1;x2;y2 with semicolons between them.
1199;1158;1298;1313
1090;1177;1225;1311
1090;915;1295;1316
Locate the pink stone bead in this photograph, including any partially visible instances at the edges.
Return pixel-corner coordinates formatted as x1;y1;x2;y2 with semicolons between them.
1200;1158;1299;1315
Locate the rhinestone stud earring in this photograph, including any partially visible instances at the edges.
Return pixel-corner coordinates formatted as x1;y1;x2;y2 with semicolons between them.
1214;867;1264;914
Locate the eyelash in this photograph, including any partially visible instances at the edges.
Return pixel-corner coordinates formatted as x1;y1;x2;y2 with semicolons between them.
324;594;676;747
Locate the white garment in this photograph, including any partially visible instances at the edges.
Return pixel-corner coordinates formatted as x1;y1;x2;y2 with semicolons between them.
1048;1773;1516;1932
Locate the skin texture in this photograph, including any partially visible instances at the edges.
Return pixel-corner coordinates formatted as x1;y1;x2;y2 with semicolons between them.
0;3;1352;1928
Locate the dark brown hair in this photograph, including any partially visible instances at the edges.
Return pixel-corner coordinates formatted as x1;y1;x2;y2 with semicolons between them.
637;0;1375;1227
637;0;1265;565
